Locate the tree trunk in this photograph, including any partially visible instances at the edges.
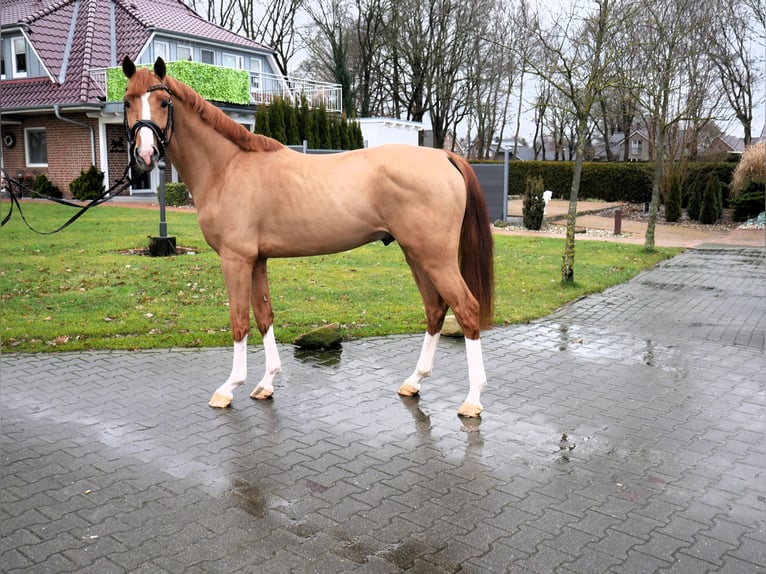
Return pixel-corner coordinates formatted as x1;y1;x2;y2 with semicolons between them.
561;117;587;283
643;126;663;251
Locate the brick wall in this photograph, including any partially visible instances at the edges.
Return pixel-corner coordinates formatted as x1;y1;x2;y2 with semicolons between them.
2;113;103;197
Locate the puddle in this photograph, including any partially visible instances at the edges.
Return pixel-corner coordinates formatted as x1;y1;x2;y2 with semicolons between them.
293;347;343;367
231;479;268;517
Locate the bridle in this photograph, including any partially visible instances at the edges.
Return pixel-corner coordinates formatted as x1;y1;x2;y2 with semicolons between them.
124;83;174;161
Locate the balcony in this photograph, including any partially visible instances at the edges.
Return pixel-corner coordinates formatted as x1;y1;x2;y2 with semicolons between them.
89;64;342;113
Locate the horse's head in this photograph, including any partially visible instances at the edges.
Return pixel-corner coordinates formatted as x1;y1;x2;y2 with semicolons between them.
122;57;174;174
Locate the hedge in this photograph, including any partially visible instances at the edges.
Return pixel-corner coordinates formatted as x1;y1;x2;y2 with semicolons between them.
505;161;738;204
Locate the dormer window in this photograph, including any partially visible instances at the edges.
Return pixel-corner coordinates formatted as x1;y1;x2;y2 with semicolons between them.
155;41;170;62
177;45;193;61
12;37;27;78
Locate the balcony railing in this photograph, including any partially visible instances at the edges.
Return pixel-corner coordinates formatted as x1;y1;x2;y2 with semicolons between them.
89;66;342;113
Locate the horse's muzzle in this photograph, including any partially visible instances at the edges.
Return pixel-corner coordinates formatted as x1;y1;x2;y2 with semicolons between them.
132;145;159;173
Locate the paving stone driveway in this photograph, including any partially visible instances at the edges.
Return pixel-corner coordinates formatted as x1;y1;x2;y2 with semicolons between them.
2;245;764;573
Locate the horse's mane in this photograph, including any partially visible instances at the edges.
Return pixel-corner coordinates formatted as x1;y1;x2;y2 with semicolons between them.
129;69;284;153
167;77;284;152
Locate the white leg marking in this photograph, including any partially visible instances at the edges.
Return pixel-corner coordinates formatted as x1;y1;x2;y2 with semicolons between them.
400;332;440;395
210;335;248;406
461;337;487;414
251;325;281;399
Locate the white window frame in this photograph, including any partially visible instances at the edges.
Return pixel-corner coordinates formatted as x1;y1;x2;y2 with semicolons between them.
12;37;27;78
222;53;244;69
1;47;6;79
24;127;48;167
249;58;262;92
631;138;643;156
155;41;170;62
200;48;215;65
177;44;193;61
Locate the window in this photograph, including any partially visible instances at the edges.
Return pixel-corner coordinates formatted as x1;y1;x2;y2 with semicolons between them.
631;138;643;156
155;41;170;62
177;44;193;61
1;48;5;79
25;128;47;166
12;37;27;77
200;48;215;65
249;58;262;92
222;53;244;69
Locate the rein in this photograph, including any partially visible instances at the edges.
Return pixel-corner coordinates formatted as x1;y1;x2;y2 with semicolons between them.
0;164;133;235
124;83;174;161
2;83;173;235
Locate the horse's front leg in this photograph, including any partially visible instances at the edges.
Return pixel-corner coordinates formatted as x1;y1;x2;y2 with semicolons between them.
249;258;281;400
209;255;254;408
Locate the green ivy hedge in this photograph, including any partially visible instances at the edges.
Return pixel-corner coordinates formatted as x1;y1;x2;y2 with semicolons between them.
106;61;249;104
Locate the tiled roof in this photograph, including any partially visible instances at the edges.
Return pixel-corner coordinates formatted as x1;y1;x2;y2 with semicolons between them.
0;0;272;110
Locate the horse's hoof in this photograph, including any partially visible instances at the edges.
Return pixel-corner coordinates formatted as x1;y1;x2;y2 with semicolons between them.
250;386;273;400
398;383;420;397
458;402;483;418
209;392;233;408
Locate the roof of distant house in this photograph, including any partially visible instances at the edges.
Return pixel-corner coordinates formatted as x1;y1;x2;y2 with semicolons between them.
1;0;272;109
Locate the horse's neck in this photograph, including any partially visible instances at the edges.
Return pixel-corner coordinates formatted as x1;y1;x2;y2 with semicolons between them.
166;109;237;206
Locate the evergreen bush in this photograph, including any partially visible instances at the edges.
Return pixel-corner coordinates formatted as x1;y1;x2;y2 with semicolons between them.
730;182;765;221
522;175;546;230
686;186;702;220
163;182;191;207
664;175;682;222
699;177;721;224
33;174;63;199
69;165;105;201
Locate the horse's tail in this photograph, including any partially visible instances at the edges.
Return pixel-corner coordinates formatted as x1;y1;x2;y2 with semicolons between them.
448;152;495;330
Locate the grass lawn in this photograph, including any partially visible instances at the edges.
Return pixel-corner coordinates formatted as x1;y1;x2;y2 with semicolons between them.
0;201;680;352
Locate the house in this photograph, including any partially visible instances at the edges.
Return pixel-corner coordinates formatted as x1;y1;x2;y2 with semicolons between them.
593;129;651;162
704;134;745;159
0;0;342;196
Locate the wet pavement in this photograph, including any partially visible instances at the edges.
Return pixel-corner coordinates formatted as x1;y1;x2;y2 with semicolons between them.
2;245;764;573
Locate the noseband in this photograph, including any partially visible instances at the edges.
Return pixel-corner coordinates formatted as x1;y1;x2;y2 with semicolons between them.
124;83;174;161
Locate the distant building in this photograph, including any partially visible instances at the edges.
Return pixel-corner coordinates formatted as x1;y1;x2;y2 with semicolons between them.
357;118;423;148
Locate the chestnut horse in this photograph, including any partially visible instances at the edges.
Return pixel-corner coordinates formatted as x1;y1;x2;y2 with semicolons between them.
122;57;494;417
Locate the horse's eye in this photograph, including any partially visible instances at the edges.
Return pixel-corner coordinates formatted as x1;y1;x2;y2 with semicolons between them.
124;101;131;109
161;100;169;109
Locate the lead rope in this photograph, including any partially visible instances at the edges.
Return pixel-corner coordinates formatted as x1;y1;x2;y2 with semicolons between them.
0;164;133;235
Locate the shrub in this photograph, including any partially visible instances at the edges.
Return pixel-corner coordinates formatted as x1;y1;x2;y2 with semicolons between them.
699;177;721;224
664;175;682;222
730;181;765;221
163;182;191;207
682;163;735;208
33;174;63;199
522;175;546;230
731;141;765;196
69;165;105;201
686;185;702;220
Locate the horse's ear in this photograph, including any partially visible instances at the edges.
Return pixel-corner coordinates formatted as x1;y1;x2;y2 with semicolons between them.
122;56;136;78
154;58;166;80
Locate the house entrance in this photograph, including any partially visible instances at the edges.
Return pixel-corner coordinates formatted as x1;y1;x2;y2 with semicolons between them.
130;165;153;195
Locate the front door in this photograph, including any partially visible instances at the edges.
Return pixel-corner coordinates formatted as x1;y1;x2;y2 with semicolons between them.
130;165;154;195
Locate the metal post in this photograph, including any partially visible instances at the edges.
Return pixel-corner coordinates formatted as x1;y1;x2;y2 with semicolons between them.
148;160;176;256
502;148;509;222
158;160;167;238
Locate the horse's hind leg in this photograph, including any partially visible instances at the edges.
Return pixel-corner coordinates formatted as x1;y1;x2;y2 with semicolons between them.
249;258;281;400
420;261;487;418
398;260;448;397
209;255;254;408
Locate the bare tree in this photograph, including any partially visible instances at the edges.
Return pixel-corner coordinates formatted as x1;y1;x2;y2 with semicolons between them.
524;0;627;282
628;0;714;251
708;0;762;146
302;0;356;116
